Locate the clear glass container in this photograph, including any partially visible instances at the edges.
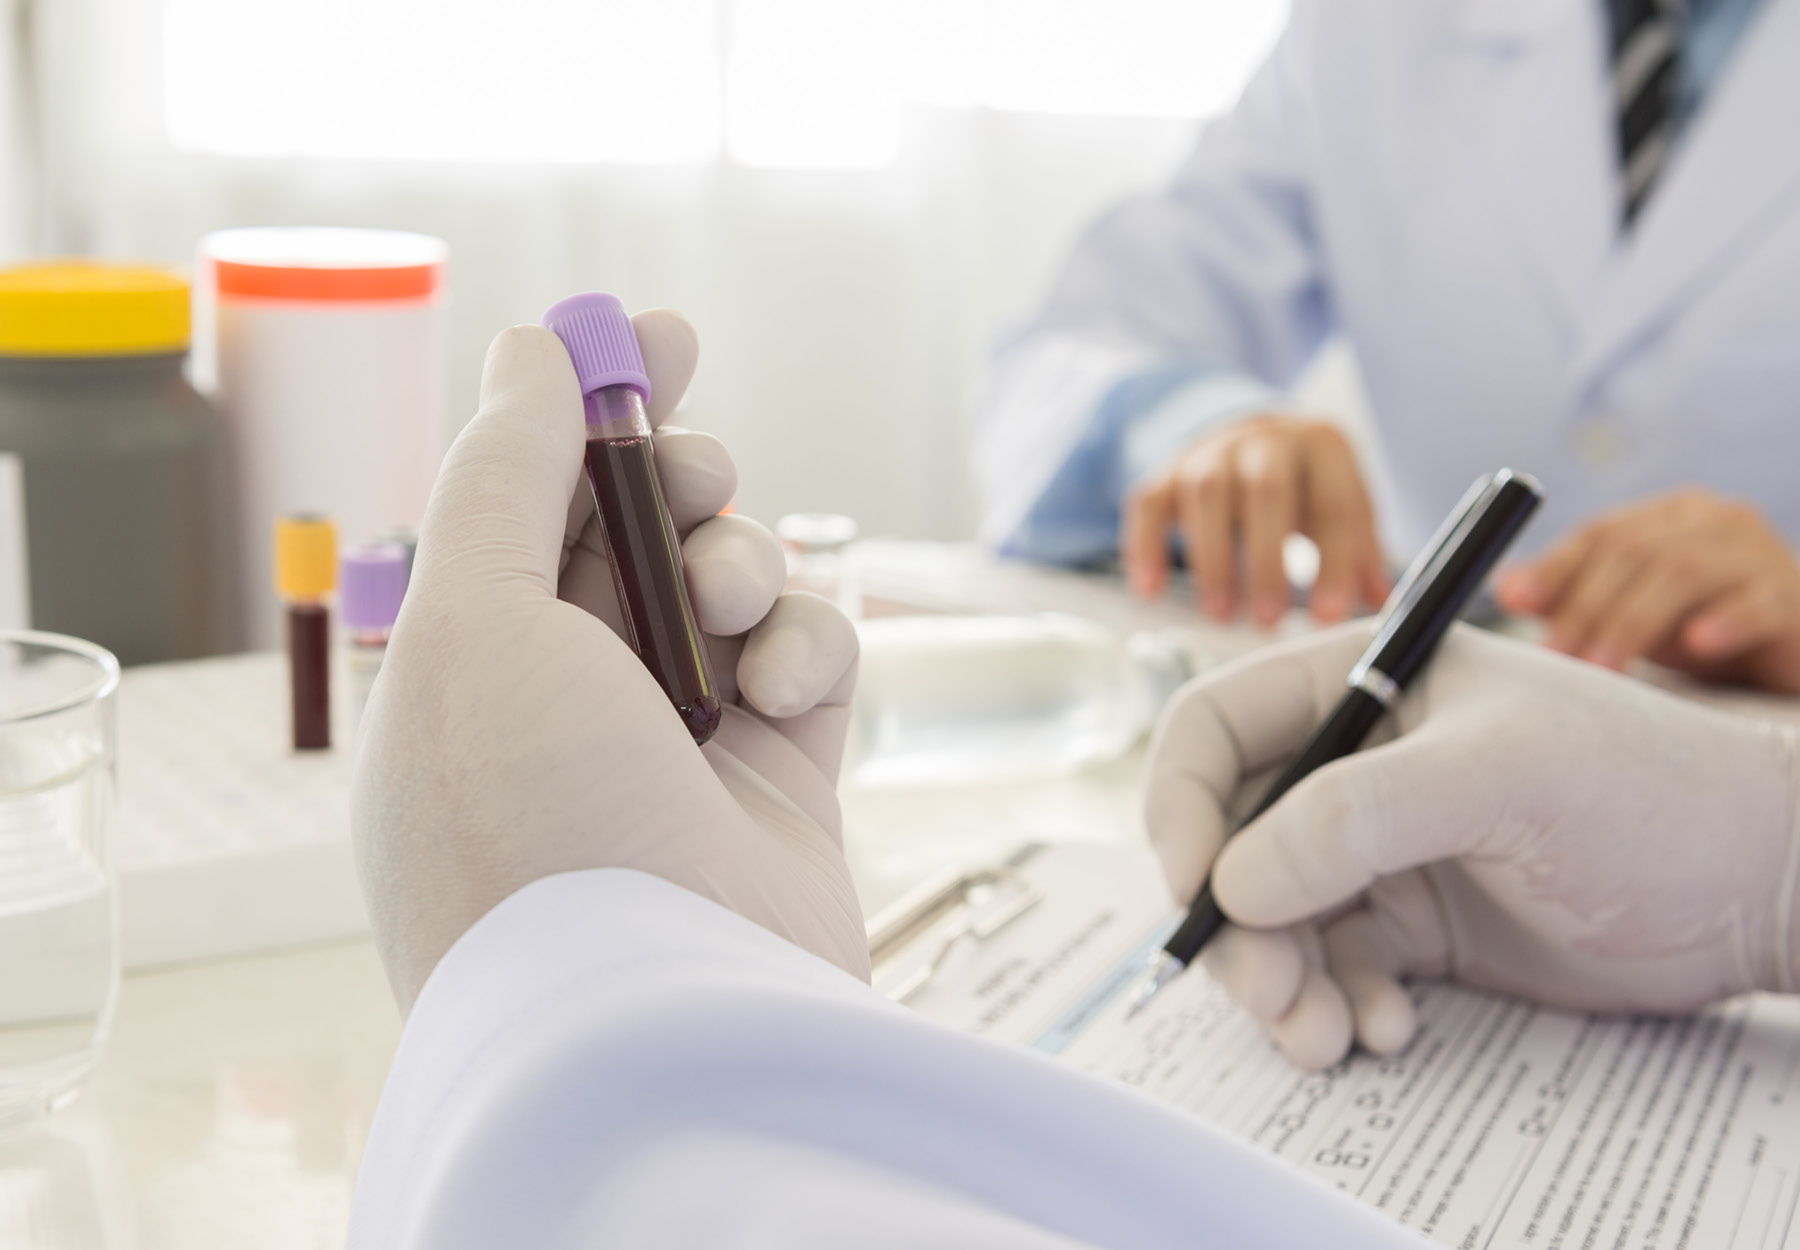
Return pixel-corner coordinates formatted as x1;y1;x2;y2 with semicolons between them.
0;631;119;1132
776;512;861;618
844;614;1204;788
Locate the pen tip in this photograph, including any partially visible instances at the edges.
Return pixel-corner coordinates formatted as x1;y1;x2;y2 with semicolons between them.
1125;952;1185;1020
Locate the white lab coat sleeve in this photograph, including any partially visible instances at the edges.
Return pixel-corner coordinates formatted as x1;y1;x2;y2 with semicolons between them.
976;4;1330;559
346;868;1424;1250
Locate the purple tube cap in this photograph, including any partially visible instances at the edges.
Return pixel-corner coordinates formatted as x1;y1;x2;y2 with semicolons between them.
340;541;410;632
543;292;651;400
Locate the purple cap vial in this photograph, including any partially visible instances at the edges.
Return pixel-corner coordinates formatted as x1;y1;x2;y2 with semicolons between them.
339;541;409;635
541;291;721;744
542;292;651;399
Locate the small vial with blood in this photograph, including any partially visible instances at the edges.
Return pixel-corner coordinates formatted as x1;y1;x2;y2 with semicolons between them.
544;293;722;744
274;513;337;751
339;540;410;737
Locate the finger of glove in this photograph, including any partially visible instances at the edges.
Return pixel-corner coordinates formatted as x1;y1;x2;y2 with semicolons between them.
633;308;699;429
1269;926;1356;1070
739;592;859;719
1144;622;1376;903
657;429;737;534
1212;725;1485;930
1323;907;1417;1056
748;700;855;789
418;325;583;601
685;513;789;638
1199;923;1307;1023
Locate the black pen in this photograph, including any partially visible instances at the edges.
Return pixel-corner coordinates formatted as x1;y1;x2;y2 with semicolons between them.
1127;468;1544;1018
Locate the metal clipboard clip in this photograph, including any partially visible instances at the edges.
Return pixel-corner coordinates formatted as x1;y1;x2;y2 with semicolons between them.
866;847;1047;1003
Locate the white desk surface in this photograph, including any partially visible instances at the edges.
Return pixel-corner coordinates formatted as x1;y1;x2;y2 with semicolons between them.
8;540;1800;1249
5;758;1156;1250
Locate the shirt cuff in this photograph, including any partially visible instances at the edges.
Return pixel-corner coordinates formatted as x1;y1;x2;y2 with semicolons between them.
1119;370;1278;491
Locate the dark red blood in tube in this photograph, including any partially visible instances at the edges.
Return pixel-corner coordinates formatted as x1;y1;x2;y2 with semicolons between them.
584;435;723;744
289;602;331;750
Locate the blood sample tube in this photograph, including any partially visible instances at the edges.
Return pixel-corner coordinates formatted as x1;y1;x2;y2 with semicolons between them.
339;540;409;736
543;293;722;744
274;513;337;751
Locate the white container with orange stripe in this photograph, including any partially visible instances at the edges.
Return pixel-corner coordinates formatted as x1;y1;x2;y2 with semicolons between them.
193;227;447;649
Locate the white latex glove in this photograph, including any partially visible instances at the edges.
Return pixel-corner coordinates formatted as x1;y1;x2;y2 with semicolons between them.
352;315;867;1015
1145;621;1800;1070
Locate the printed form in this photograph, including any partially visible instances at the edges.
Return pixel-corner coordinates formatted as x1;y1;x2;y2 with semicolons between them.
885;843;1800;1250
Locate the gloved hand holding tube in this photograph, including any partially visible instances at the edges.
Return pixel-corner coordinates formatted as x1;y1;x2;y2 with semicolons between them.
1144;622;1800;1070
544;293;722;743
351;313;868;1015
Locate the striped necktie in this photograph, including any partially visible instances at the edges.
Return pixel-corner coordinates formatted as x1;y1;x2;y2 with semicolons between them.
1611;0;1684;225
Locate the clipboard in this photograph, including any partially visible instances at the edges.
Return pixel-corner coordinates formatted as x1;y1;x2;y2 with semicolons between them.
866;839;1800;1250
866;843;1050;1002
866;841;1178;1040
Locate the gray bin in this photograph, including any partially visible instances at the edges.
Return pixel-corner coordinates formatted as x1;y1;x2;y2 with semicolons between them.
0;354;239;664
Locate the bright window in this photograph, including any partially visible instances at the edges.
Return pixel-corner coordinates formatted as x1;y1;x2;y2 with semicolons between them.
163;0;1289;169
162;0;723;163
986;0;1290;118
726;0;903;169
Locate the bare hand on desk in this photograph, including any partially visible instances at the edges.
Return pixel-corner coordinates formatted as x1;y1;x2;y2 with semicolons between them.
352;318;868;1016
1121;415;1390;627
1497;487;1800;692
1143;623;1800;1069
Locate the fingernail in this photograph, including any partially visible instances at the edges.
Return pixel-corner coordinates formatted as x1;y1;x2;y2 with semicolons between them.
1583;644;1622;669
1204;591;1233;620
1312;588;1348;623
1254;595;1283;626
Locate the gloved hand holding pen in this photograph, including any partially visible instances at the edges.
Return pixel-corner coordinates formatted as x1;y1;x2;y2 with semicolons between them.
352;313;868;1015
1144;622;1800;1070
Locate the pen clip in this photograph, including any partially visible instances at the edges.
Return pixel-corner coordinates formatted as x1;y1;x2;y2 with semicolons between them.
1374;471;1499;629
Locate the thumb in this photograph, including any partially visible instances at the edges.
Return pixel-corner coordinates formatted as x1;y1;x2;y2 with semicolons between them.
1212;723;1485;928
413;325;584;600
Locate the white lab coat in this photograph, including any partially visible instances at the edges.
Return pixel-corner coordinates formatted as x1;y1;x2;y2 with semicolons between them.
978;0;1800;559
346;870;1422;1249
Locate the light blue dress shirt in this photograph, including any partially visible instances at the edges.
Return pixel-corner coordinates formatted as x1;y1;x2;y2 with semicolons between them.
1004;0;1770;566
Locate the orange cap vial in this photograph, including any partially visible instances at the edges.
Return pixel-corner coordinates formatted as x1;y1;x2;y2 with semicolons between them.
274;514;337;600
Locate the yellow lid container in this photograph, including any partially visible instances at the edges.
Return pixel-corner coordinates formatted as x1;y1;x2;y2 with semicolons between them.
0;263;190;356
274;515;337;600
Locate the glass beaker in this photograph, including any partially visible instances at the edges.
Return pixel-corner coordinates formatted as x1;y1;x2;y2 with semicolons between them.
775;513;862;618
0;631;119;1132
